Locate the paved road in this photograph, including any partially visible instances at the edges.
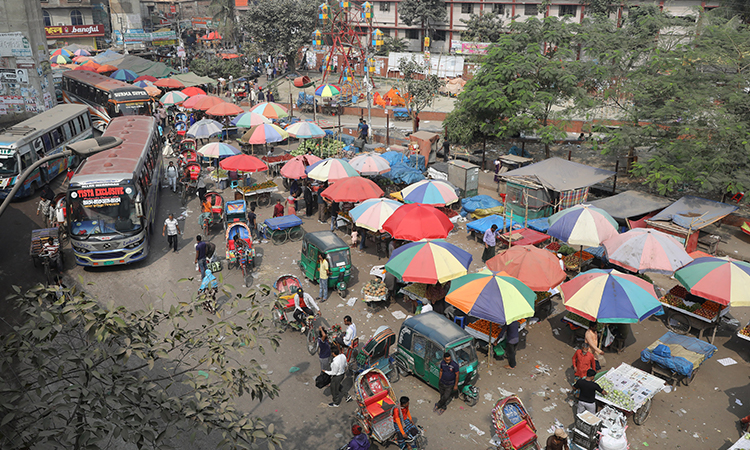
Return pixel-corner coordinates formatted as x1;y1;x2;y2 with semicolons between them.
2;168;750;450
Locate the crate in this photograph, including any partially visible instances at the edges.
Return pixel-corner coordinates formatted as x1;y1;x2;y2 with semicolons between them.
575;411;602;437
572;428;598;450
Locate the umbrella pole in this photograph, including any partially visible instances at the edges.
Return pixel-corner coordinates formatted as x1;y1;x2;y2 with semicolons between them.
489;322;493;366
579;245;583;273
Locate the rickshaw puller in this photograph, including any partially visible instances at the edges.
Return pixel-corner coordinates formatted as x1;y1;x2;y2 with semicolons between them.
292;287;320;332
393;396;417;450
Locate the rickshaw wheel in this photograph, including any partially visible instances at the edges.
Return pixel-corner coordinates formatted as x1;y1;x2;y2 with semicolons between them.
289;227;304;241
633;397;652;425
666;311;691;335
271;230;287;245
307;327;319;355
258;193;271;207
462;393;478;407
386;363;400;383
271;308;287;332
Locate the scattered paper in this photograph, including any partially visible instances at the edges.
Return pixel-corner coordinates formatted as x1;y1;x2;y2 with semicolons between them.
346;297;358;307
484;393;493;401
718;357;738;366
392;310;407;320
498;387;514;398
469;424;485;436
737;399;744;406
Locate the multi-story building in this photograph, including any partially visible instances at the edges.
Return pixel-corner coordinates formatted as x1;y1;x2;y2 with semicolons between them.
369;0;722;53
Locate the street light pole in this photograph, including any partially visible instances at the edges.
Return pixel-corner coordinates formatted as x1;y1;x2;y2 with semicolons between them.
0;136;123;219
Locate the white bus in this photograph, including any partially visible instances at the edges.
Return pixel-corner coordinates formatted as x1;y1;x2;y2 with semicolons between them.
0;104;93;200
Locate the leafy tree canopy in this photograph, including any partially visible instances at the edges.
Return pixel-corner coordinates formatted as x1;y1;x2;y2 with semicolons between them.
461;12;506;43
395;57;442;131
398;0;446;30
190;57;244;79
210;0;238;47
375;36;408;56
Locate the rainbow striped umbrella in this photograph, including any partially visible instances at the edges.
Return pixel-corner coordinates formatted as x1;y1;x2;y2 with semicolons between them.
315;84;342;97
446;269;536;325
548;204;618;247
240;123;289;145
50;54;71;64
305;158;360;182
561;269;661;323
160;91;188;105
349;198;403;232
603;228;693;274
197;142;241;159
386;239;473;284
250;102;289;119
51;48;74;58
675;257;750;306
349;152;391;176
231;112;270;128
286;121;326;139
73;49;91;57
134;80;154;88
396;179;458;206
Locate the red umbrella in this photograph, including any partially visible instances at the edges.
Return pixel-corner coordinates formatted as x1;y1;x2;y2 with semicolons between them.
192;96;226;111
182;94;208;109
321;177;384;203
280;154;322;179
154;78;184;89
486;245;567;291
96;64;118;74
182;86;206;97
382;204;453;241
219;154;268;173
134;75;157;82
206;102;244;116
73;65;98;72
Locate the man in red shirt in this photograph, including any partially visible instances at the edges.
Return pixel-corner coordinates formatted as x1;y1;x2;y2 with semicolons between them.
572;346;596;379
272;199;284;217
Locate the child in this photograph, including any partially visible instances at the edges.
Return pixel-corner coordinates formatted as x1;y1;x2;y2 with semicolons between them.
286;196;296;216
350;229;359;248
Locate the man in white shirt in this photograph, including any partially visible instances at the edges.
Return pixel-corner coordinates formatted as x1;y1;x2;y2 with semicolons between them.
166;161;178;192
162;213;181;252
325;346;349;407
292;288;320;332
336;315;357;348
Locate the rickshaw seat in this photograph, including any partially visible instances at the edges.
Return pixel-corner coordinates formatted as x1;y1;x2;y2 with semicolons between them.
364;390;394;417
506;420;535;449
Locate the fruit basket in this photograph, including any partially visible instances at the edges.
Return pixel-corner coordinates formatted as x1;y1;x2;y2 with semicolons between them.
668;285;689;299
563;251;594;271
738;322;750;342
362;279;388;303
544;242;561;253
466;318;503;343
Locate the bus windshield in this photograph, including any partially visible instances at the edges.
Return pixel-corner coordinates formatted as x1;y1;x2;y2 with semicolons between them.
69;185;141;236
119;102;150;116
0;154;19;175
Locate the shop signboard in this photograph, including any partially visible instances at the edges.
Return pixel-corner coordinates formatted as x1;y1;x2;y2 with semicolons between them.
45;25;105;38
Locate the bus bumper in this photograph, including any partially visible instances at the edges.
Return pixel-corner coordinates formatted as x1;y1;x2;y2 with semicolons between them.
72;243;148;267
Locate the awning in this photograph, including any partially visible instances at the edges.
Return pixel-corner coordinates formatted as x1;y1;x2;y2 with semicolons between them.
171;72;217;87
501;157;615;192
648;196;738;230
588;190;672;220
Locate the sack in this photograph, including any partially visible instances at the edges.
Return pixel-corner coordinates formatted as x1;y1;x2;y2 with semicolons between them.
208;260;222;273
206;242;216;259
315;371;331;389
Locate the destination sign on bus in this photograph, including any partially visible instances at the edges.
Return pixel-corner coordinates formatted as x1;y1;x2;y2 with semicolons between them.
112;91;147;98
72;186;130;208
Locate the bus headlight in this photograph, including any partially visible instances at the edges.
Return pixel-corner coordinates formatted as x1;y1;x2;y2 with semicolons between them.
125;237;145;249
73;243;89;254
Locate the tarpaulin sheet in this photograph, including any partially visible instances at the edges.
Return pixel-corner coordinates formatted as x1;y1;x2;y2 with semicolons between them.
93;49;123;64
501;157;615;192
381;151;407;166
467;214;518;234
526;218;550;233
108;55;177;78
264;215;303;230
471;206;505;219
171;72;217;87
640;331;716;377
589;190;671;220
385;163;424;184
461;195;502;213
649;196;737;230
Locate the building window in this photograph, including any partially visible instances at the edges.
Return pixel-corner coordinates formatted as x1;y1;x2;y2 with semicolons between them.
461;3;473;14
492;3;505;14
406;29;419;40
381;28;390;36
379;2;390;12
43;11;51;26
558;5;577;16
70;9;84;25
524;4;538;16
433;30;446;41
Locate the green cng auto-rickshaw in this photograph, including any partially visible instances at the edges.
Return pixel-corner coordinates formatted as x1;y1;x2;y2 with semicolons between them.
394;312;479;406
299;231;352;298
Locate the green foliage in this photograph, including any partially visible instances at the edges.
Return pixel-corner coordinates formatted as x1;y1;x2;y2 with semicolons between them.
717;0;750;24
578;0;618;17
375;37;408;56
398;0;446;36
395;57;441;121
294;138;345;157
0;283;282;449
189;57;244;79
240;0;317;70
461;12;506;43
443;105;484;146
210;0;237;46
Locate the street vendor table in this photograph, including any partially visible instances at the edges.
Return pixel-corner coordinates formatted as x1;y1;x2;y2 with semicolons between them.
400;284;430;313
660;286;728;344
641;331;716;386
262;215;304;245
594;362;666;425
729;433;750;450
498;228;551;248
737;321;750;342
261;154;293;177
234;182;278;206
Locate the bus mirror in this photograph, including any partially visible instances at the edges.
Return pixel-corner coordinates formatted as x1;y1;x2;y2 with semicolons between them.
135;192;143;217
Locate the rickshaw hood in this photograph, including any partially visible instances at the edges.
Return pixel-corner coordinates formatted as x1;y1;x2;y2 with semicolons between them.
400;312;472;349
304;231;349;253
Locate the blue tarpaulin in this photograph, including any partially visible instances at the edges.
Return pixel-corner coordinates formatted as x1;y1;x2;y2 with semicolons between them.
526;218;550;233
467;214;519;234
264;215;303;230
386;163;424;184
640;331;716;377
381;151;407;166
461;195;503;217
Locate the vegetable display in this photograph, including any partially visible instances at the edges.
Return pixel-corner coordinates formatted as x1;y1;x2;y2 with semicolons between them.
597;378;635;411
467;319;502;339
362;279;387;298
292;138;344;157
238;180;277;193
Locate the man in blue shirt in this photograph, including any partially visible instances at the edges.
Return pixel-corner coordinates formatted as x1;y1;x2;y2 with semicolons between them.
359;120;369;143
434;352;459;415
195;235;207;279
482;224;498;263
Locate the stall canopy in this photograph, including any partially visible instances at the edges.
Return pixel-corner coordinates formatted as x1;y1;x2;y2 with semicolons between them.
589;190;672;220
108;55;177;78
501;157;615;192
171;72;217;87
93;49;123;64
648;196;737;230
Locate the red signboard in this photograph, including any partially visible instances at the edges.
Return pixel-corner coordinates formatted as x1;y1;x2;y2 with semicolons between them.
45;24;105;38
170;4;176;13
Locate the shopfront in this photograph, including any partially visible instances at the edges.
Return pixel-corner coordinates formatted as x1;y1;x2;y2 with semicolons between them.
45;25;105;50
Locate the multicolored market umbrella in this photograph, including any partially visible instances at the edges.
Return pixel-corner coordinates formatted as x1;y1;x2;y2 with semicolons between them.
349;152;391;176
186;119;224;139
396;179;459;206
206;102;244;116
548;204;619;247
279;154;322;179
675;257;750;306
219;154;268;173
51;48;74;58
305;158;359;182
81;60;100;69
603;228;693;274
349;198;403;232
240;123;289;145
386;239;473;284
154;78;184;89
382;203;453;241
50;54;71;64
134;75;158;83
73;65;98;72
134;80;154;88
197;142;241;159
250;102;289;119
182;94;208;109
286;121;326;139
160;91;188;105
315;84;342;97
486;245;567;292
321;177;383;203
73;49;91;57
446;269;536;325
110;68;138;82
181;86;206;97
231;112;270;128
561;269;662;323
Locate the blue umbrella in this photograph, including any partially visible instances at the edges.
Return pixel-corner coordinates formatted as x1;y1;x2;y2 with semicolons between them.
134;80;153;88
110;69;138;82
186;119;224;139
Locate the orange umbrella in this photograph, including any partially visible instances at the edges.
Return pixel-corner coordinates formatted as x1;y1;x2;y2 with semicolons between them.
96;64;118;74
181;86;206;97
144;86;162;97
81;60;100;68
154;78;184;89
206;102;244;116
193;96;226;111
182;94;208;109
73;56;92;64
486;245;567;291
74;65;98;72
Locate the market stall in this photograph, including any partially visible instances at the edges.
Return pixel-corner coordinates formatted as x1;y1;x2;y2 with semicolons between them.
594;362;666;425
659;285;728;344
262;153;294;177
467;214;519;242
728;433;750;450
234;181;278;206
498;227;551;249
640;331;717;386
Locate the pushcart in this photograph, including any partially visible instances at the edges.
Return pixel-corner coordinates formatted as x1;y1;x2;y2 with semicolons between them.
660;285;728;344
594;363;666;425
489;395;541;449
262;215;304;245
640;331;717;386
235;182;278;207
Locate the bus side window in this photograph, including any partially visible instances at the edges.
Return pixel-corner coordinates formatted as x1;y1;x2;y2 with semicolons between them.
42;133;53;152
50;128;63;146
81;113;90;129
20;151;34;169
33;138;44;159
63;122;72;141
72;118;81;136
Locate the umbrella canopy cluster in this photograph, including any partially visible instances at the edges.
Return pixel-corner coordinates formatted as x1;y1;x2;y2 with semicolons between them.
548;204;618;247
280;154;322;179
396;180;458;206
349;198;402;232
306;158;359;182
447;270;536;325
675;257;750;307
386;240;472;284
241;124;288;145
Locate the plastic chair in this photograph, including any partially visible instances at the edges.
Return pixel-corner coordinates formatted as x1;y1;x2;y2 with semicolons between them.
230;180;240;189
454;316;465;329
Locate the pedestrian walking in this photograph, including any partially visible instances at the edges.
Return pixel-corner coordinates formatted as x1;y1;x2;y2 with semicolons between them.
258;87;265;102
585;321;605;370
359;120;369;142
434;352;459;415
574;369;607;414
482;224;498;263
329;200;339;232
162;213;181;252
195;235;207;279
504;320;520;369
318;253;329;301
442;136;450;162
267;90;275;103
273;198;284;217
572;345;596;380
166;161;178;192
318;188;327;223
325;346;348;407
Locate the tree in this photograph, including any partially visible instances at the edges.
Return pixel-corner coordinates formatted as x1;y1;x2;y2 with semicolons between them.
450;16;584;158
190;57;244;79
0;283;283;450
461;12;506;43
717;0;750;24
240;0;317;70
375;36;408;56
210;0;238;48
578;0;618;17
395;57;442;132
398;0;446;50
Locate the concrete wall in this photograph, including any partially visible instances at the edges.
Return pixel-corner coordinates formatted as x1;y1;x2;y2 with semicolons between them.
0;0;56;124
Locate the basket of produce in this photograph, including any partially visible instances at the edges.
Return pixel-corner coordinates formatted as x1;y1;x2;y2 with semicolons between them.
536;291;551;305
238;180;277;194
467;319;502;341
403;283;427;300
660;294;686;308
362;279;388;302
563;250;593;270
693;300;722;321
669;285;689;299
544;242;561;253
597;378;636;411
738;323;750;341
